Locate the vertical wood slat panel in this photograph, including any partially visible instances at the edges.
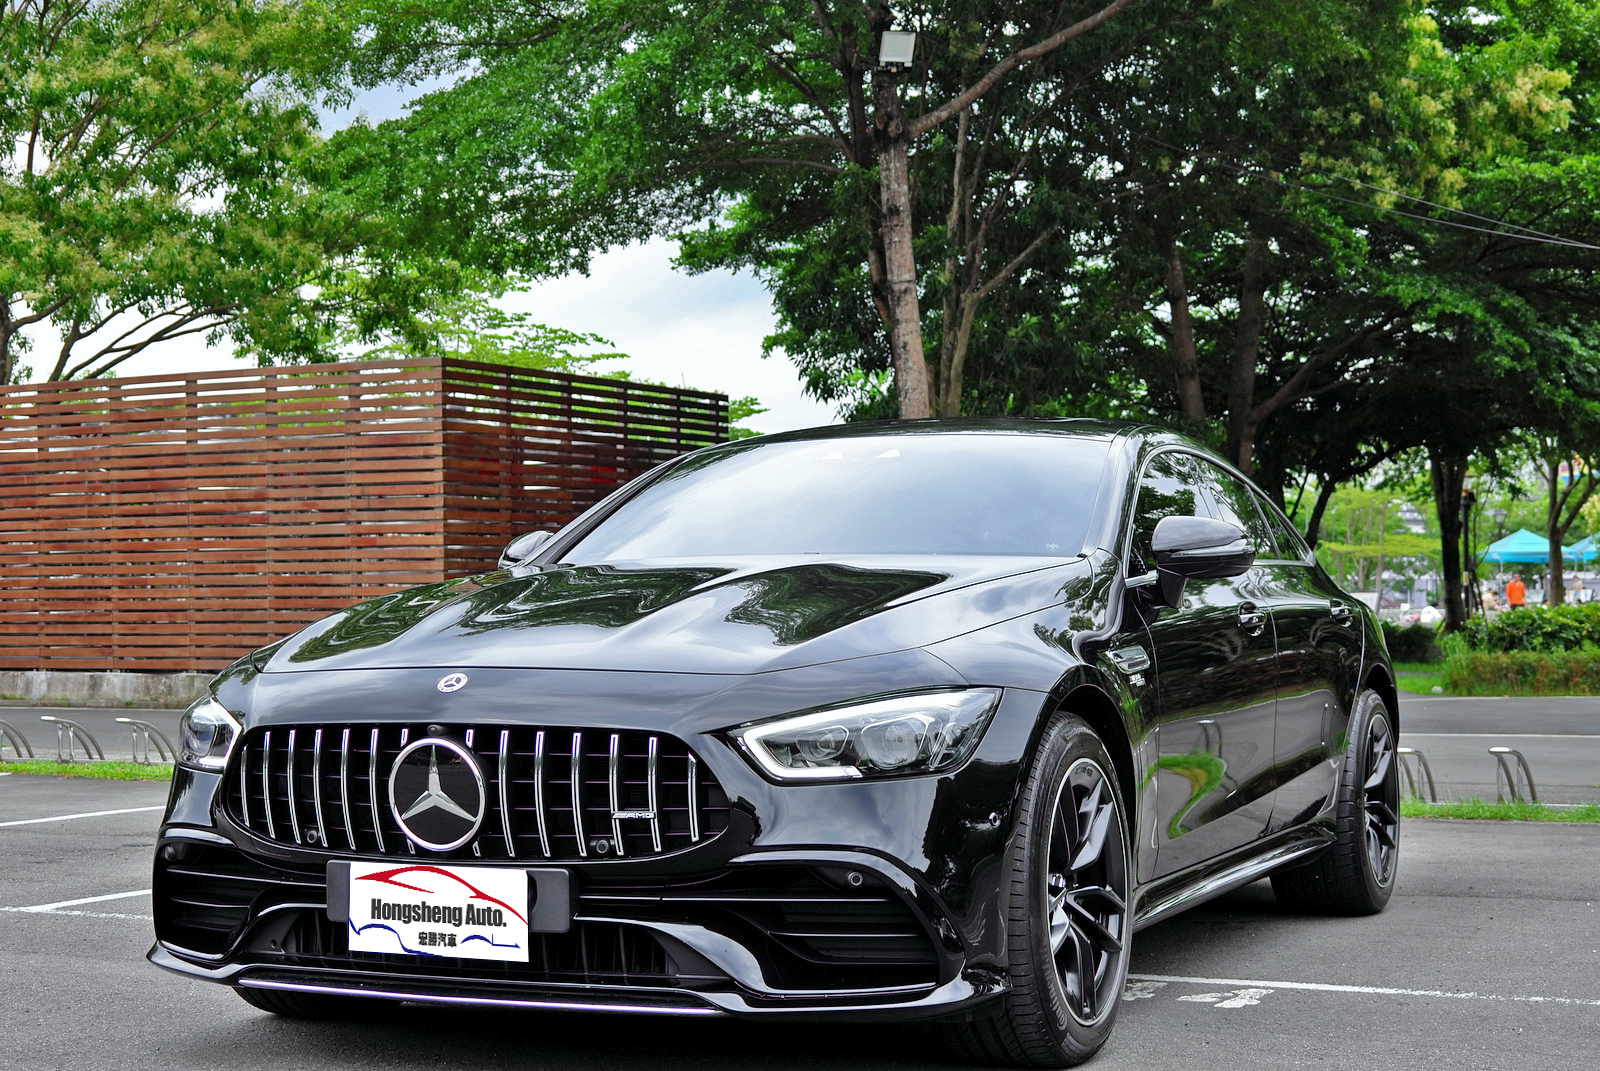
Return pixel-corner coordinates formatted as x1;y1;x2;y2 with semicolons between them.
0;357;728;673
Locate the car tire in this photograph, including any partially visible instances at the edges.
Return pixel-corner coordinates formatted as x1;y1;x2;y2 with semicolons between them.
1270;688;1399;915
938;713;1132;1067
233;985;394;1020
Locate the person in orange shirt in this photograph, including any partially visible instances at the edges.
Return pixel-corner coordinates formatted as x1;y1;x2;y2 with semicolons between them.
1506;574;1526;607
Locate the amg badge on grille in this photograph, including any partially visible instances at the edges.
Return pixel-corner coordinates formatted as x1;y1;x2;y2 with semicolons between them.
388;738;487;851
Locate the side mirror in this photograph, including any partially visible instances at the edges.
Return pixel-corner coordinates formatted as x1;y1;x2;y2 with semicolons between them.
1151;516;1255;579
1127;516;1255;613
498;530;553;569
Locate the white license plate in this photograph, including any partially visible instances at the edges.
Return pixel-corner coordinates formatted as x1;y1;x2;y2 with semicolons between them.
346;862;529;962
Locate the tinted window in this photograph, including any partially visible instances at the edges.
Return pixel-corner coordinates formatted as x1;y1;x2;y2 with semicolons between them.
1252;489;1313;562
1129;451;1201;571
1191;458;1279;558
565;434;1112;561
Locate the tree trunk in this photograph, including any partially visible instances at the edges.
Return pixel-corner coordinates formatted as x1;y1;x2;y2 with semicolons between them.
1224;231;1269;473
938;294;980;418
1373;505;1387;614
1164;236;1205;424
1303;477;1338;549
1430;448;1470;631
936;110;970;419
1548;457;1566;606
0;300;13;385
873;69;931;420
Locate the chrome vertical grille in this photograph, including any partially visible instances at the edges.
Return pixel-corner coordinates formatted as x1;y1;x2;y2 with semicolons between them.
226;724;730;861
497;729;514;859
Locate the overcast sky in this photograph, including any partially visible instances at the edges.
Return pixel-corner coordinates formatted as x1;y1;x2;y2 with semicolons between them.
108;238;837;435
87;83;842;436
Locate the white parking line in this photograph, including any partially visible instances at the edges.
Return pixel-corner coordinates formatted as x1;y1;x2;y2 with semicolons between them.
1403;733;1600;739
0;805;163;828
0;908;150;921
9;889;149;913
0;889;153;922
1130;973;1600;1007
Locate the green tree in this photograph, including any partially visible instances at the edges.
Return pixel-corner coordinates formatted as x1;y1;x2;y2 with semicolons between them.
1314;487;1440;600
0;0;470;384
1531;422;1600;605
330;0;1147;419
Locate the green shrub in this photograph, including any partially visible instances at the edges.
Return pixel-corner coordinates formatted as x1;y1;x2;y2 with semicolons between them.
1442;650;1600;695
1382;622;1443;662
1456;602;1600;653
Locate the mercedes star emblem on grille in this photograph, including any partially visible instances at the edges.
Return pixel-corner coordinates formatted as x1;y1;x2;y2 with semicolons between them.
436;673;469;693
388;738;487;851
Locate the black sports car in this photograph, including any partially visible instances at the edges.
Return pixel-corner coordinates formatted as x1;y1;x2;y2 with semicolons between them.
150;420;1399;1067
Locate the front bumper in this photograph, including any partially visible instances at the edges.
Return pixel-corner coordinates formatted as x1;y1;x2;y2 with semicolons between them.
147;662;1049;1018
149;683;1046;1020
150;825;1003;1019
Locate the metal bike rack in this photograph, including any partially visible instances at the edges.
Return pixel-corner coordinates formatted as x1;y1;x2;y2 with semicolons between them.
0;718;35;760
1396;746;1438;803
1489;746;1538;804
39;715;105;762
115;717;176;765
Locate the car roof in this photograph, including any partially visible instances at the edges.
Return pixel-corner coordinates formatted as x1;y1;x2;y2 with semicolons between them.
727;417;1142;447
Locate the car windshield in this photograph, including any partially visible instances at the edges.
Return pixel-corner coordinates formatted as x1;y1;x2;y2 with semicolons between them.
564;433;1112;561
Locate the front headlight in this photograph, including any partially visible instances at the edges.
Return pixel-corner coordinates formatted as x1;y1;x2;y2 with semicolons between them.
731;688;1001;782
178;697;242;771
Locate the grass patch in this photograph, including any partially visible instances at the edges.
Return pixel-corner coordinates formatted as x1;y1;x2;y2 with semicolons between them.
1394;661;1450;695
1441;650;1600;697
0;760;173;781
1402;798;1600;822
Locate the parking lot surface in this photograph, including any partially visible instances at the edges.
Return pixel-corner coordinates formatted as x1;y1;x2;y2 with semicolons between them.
1397;695;1600;804
2;771;1596;1071
0;706;183;763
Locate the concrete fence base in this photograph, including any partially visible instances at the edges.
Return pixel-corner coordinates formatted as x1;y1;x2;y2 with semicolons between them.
0;669;211;709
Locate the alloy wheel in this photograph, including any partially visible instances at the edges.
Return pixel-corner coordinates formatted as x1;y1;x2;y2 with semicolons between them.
1363;714;1400;887
1044;757;1129;1026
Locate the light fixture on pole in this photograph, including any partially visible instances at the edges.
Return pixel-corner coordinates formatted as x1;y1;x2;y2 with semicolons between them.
877;30;917;70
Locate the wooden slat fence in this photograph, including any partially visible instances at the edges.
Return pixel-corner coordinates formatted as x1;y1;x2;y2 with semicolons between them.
0;356;728;672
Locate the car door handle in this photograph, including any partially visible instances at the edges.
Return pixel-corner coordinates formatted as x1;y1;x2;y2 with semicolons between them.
1330;601;1354;626
1107;645;1150;674
1238;605;1267;635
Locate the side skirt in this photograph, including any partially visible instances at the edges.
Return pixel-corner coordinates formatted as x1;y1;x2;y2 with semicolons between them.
1132;824;1335;932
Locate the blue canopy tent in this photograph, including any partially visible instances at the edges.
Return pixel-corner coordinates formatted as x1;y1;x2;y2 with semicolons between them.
1482;528;1594;564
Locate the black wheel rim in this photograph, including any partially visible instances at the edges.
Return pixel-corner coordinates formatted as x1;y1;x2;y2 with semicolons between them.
1045;757;1129;1027
1363;713;1399;887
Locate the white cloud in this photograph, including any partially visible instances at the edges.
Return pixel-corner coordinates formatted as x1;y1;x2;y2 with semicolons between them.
92;240;838;436
504;239;838;434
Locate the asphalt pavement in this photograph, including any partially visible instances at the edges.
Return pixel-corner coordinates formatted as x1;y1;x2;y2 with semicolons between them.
2;767;1597;1071
1397;694;1600;804
0;705;182;763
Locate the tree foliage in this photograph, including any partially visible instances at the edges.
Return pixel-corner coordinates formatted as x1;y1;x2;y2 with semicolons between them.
330;0;1151;417
333;2;1594;454
0;0;475;384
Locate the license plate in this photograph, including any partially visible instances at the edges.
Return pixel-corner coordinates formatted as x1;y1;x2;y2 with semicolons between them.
344;862;530;962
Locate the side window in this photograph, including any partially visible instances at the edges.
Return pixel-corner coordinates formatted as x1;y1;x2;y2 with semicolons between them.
1129;451;1201;572
1191;458;1279;559
1252;489;1313;562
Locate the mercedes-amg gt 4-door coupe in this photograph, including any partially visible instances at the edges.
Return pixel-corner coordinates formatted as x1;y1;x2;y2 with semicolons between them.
150;420;1399;1067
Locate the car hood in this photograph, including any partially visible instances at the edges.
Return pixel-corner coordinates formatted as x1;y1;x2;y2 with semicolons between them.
262;556;1094;675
